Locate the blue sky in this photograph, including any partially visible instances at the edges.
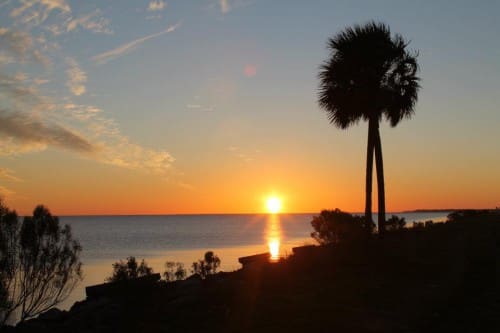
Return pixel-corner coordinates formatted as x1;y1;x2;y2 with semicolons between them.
1;0;499;214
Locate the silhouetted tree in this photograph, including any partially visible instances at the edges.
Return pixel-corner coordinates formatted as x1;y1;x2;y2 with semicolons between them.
386;215;406;231
106;257;154;283
311;209;372;245
163;261;186;282
0;202;82;325
191;251;221;279
318;22;420;237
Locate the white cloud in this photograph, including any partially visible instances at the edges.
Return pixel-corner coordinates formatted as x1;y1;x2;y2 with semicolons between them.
65;57;87;96
148;0;166;12
92;22;181;64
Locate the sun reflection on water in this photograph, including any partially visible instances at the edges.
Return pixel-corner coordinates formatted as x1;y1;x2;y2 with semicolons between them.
266;214;282;261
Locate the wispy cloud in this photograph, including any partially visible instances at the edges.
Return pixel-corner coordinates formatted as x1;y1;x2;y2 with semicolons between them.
0;72;44;105
186;95;215;111
62;103;175;174
213;0;253;15
219;0;230;14
0;109;96;153
0;70;88;155
0;168;22;182
186;104;215;111
10;0;71;27
226;146;258;163
0;28;50;66
148;0;166;12
65;9;113;34
1;2;178;177
65;57;87;96
92;22;181;64
0;185;15;197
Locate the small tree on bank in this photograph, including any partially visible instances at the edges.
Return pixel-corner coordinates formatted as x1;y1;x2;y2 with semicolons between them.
163;262;186;282
106;257;154;283
386;215;406;231
0;202;82;325
191;251;221;279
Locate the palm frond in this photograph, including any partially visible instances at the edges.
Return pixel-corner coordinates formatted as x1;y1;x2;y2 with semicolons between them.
318;21;420;128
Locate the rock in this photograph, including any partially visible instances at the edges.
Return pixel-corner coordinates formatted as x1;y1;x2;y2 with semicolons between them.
37;308;66;321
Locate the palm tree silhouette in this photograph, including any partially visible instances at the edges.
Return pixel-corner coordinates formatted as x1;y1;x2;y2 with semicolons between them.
318;22;420;237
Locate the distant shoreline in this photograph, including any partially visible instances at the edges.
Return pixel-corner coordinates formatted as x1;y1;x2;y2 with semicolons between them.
398;209;455;213
57;210;460;218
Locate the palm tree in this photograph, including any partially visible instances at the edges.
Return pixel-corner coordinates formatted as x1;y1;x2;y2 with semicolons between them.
318;22;420;237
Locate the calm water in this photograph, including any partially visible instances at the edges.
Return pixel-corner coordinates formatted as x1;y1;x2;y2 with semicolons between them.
59;212;449;309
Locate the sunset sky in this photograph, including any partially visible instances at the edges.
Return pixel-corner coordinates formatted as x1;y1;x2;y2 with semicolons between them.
1;0;499;215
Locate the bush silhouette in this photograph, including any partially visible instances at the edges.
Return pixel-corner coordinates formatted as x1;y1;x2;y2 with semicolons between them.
191;251;221;279
106;257;154;283
386;215;406;231
311;209;372;245
163;261;186;282
0;201;82;325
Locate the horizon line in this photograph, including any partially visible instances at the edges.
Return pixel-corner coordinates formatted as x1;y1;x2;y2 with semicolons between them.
47;208;483;218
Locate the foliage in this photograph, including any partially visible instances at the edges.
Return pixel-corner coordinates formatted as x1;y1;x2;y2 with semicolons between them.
191;251;221;279
446;210;488;223
163;261;186;282
106;257;154;283
386;215;406;231
412;222;425;229
317;22;420;235
0;201;82;325
310;209;372;245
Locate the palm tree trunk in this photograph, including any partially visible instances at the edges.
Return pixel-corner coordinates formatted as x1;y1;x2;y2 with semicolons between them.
374;124;386;238
365;119;376;228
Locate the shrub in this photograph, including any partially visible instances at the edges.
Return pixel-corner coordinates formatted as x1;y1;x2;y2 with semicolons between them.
310;209;372;245
0;202;82;325
412;222;425;229
106;257;154;283
191;251;221;279
386;215;406;231
163;262;186;282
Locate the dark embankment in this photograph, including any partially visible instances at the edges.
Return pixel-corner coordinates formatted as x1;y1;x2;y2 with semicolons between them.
5;211;500;333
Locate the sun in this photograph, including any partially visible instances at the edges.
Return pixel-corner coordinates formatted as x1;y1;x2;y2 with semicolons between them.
266;197;282;214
